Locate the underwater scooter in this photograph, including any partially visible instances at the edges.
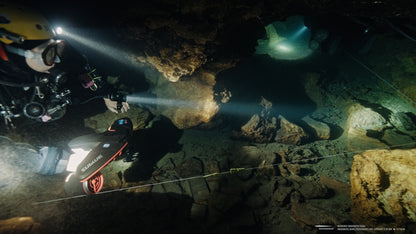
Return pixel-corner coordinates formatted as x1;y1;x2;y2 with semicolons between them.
63;117;133;195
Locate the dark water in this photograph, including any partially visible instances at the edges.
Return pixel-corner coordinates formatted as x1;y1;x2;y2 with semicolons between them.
2;4;416;233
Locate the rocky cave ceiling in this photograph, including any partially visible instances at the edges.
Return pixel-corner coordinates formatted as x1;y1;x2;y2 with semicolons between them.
34;0;416;128
102;0;416;79
44;0;416;82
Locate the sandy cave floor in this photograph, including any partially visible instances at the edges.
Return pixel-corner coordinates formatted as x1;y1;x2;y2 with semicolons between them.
0;118;355;233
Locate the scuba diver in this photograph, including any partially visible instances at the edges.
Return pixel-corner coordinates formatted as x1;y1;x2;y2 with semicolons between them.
0;4;133;194
0;3;129;128
0;117;135;195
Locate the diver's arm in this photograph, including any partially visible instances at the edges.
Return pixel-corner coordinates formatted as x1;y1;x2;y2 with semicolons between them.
104;97;130;113
81;64;129;113
56;42;129;113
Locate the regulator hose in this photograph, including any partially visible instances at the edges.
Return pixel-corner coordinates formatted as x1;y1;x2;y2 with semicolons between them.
0;79;41;87
80;95;106;105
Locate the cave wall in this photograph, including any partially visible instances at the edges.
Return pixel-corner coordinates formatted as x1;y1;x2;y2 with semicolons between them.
111;0;416;81
93;0;416;128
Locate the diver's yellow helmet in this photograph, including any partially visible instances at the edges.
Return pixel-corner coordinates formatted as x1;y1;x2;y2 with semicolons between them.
0;3;55;44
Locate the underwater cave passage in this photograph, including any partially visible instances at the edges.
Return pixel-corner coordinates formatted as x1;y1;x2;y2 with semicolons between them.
255;15;315;60
215;51;320;128
2;4;416;233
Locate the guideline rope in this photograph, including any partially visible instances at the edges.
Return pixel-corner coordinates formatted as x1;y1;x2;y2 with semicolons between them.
32;142;415;205
345;51;416;106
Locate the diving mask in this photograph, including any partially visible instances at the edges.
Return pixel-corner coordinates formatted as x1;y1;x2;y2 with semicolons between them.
5;39;64;66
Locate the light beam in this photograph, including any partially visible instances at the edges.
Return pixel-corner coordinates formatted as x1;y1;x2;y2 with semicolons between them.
59;28;140;69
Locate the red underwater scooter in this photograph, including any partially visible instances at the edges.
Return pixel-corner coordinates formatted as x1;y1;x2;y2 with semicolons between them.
64;117;133;195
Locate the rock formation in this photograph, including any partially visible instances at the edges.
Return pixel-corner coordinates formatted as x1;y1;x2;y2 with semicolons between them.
143;68;220;129
0;217;40;234
275;115;308;145
236;98;309;144
345;103;416;151
109;0;416;129
368;37;416;105
84;105;152;132
345;104;389;151
238;97;278;143
302;116;330;140
350;148;416;228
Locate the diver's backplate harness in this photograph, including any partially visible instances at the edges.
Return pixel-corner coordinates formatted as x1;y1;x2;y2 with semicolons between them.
0;57;105;129
0;25;123;128
0;27;70;127
0;69;72;127
0;4;124;129
0;63;108;128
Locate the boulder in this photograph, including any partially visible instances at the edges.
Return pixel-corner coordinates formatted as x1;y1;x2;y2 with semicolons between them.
346;104;389;132
298;181;330;200
239;115;278;143
319;175;350;195
345;104;389;151
381;129;416;148
275;115;308;145
84;105;152;132
389;112;416;134
237;97;278;143
302;116;330;140
0;217;40;234
285;148;320;164
346;128;388;151
233;146;277;169
276;151;301;176
273;186;293;207
144;69;219;129
350;148;416;227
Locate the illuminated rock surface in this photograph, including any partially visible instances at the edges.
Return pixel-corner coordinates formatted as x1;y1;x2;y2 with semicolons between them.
0;217;40;234
345;104;416;151
275;115;308;145
350;149;416;227
236;98;311;144
369;37;416;106
84;105;152;132
255;15;314;60
237;97;278;143
144;68;219;129
302;116;330;140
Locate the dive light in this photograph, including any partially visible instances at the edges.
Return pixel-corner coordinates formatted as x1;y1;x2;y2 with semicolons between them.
108;93;126;111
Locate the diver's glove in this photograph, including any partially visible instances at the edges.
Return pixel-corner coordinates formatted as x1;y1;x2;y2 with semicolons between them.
37;147;70;175
104;97;130;113
16;145;70;175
